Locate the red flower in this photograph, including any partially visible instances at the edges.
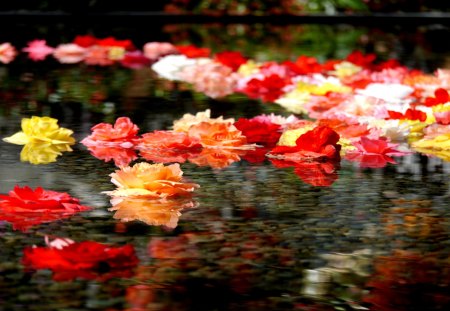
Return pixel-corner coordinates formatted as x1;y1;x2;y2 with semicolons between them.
269;126;341;161
85;145;137;167
0;186;91;231
386;108;427;122
241;74;287;103
234;118;282;146
188;148;244;169
81;117;139;147
137;130;202;163
291;55;323;74
214;51;248;71
120;51;151;69
73;35;98;48
176;45;211;58
270;159;339;187
96;37;134;50
424;88;449;107
346;50;376;68
22;240;138;281
241;146;271;163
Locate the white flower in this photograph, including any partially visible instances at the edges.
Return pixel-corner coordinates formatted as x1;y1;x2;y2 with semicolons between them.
151;55;209;81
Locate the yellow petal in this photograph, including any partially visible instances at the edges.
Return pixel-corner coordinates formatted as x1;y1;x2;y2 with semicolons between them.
3;132;29;145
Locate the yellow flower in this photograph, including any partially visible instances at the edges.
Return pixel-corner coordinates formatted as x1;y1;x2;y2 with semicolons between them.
20;142;74;165
277;126;315;146
108;46;125;61
237;60;260;76
3;116;75;146
295;81;351;96
412;133;450;151
330;61;362;78
275;90;311;114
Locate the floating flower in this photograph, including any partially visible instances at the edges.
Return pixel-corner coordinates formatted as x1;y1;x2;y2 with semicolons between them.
239;74;288;103
188;122;253;149
84;145;138;167
22;239;138;281
3;116;75;146
214;51;248;71
0;42;17;64
176;45;210;58
73;35;98;48
179;61;239;98
143;42;178;60
53;43;87;64
109;197;197;228
412;133;450;152
137;131;202;163
357;83;414;103
188;148;245;169
84;45;113;66
269;126;341;162
81;117;139;148
19;142;74;165
105;162;199;198
345;136;407;168
120;51;151;69
22;40;54;61
172;109;234;132
151;54;198;81
234;117;282;146
0;186;91;231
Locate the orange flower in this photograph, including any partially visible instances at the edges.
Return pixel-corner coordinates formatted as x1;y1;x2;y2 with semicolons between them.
81;117;139;147
188;148;245;169
105;162;199;198
109;197;196;228
188;122;253;149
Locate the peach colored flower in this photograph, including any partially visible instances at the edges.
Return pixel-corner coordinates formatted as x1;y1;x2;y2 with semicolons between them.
81;117;139;148
22;40;54;61
188;148;245;169
109;197;197;228
187;122;254;149
0;42;17;64
137;130;202;163
179;61;239;98
104;162;199;198
84;46;114;66
53;43;87;64
172;109;234;132
143;42;178;60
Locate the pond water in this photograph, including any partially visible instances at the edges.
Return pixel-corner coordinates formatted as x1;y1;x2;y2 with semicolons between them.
1;23;450;311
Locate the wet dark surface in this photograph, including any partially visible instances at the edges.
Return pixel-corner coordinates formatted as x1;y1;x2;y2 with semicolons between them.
0;24;450;311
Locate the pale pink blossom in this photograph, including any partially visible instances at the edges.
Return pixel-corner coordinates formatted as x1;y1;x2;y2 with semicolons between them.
143;42;178;60
22;40;54;61
179;61;239;98
53;43;87;64
0;43;17;64
370;67;408;84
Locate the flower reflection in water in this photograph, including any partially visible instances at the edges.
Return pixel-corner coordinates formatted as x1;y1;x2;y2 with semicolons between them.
20;142;74;165
109;197;197;229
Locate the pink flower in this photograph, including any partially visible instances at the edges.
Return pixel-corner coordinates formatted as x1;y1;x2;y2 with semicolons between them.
143;42;178;60
0;43;17;64
345;136;407;168
22;40;54;61
81;117;139;148
179;61;239;98
53;43;87;64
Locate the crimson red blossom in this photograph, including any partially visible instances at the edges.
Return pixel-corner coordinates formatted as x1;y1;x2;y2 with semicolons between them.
214;51;248;71
386;109;427;122
22;240;138;281
120;51;151;69
176;45;211;58
240;74;288;103
96;37;134;50
269;126;341;161
424;88;449;107
346;50;376;68
234;117;282;146
0;186;91;231
271;159;340;187
81;117;139;147
73;35;98;48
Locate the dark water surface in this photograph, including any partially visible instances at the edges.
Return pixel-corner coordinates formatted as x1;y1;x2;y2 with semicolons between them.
0;24;450;311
